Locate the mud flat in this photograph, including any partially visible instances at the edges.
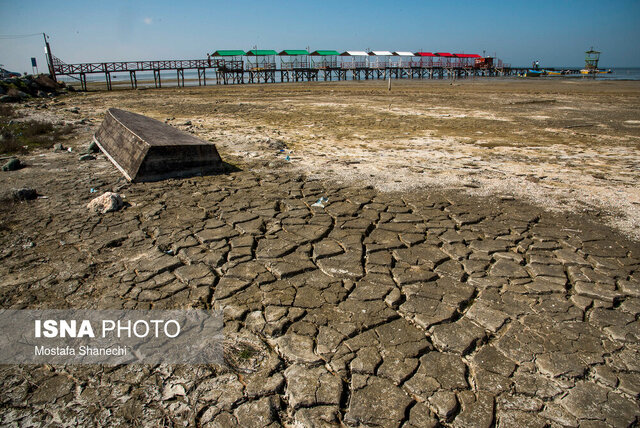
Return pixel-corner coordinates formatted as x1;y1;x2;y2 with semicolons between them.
0;79;639;426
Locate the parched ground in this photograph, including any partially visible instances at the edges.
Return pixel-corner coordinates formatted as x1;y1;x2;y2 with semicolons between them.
1;80;639;427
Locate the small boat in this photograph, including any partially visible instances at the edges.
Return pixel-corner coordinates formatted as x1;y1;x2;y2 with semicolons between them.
525;69;543;77
580;69;612;75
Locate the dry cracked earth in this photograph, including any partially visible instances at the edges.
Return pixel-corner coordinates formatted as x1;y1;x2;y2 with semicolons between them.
2;150;640;427
1;82;640;427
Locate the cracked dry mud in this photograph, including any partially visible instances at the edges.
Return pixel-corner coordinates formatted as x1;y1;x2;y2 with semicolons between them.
2;82;640;427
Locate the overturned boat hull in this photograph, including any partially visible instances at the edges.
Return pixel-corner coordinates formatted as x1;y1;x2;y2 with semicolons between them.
94;108;224;182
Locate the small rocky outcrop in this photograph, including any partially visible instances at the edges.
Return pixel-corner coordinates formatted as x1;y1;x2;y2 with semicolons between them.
0;74;67;103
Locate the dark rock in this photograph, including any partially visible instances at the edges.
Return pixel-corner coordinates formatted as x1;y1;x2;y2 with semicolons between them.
78;154;95;161
86;141;100;153
11;187;37;201
0;94;18;103
34;74;62;91
2;158;21;171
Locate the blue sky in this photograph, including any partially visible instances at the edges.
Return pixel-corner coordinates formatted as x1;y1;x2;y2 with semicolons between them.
1;0;639;73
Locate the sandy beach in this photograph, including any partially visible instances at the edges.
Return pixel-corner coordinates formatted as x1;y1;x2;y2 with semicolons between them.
1;79;639;426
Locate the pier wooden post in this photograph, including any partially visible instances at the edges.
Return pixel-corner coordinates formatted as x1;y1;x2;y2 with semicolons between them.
105;69;112;91
198;68;206;86
177;69;184;87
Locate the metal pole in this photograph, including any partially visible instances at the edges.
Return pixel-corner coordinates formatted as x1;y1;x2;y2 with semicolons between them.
43;33;57;81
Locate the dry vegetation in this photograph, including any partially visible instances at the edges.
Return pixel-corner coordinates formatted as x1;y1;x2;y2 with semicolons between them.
0;104;75;154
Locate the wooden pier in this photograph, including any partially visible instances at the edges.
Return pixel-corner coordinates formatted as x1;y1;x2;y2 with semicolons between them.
52;56;221;91
50;52;580;91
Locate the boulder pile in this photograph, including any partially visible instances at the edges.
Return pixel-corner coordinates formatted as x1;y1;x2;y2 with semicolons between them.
0;74;70;103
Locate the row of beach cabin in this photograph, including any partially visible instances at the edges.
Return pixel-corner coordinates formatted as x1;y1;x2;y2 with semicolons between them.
210;50;500;71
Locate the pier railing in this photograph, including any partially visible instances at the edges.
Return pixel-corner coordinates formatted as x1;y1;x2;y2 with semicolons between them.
53;59;215;75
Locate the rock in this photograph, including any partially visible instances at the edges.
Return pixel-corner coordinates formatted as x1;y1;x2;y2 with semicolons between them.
34;74;62;91
265;138;287;150
78;154;95;161
2;158;21;171
6;88;29;100
86;141;100;153
53;143;65;151
87;192;124;214
10;187;37;201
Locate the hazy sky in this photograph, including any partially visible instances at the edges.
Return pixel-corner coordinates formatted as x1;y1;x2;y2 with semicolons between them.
1;0;639;73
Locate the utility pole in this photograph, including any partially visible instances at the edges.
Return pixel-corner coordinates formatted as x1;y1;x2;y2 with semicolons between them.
43;33;56;81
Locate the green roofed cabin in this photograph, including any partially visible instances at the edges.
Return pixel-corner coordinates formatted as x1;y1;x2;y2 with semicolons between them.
211;50;245;71
245;50;277;70
279;50;310;69
310;50;340;69
212;50;246;57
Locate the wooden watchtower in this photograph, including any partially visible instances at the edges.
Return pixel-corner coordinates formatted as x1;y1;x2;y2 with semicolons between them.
584;47;601;72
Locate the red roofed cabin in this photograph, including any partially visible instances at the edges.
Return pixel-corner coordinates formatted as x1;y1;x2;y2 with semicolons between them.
413;52;435;68
435;52;456;67
455;54;482;69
